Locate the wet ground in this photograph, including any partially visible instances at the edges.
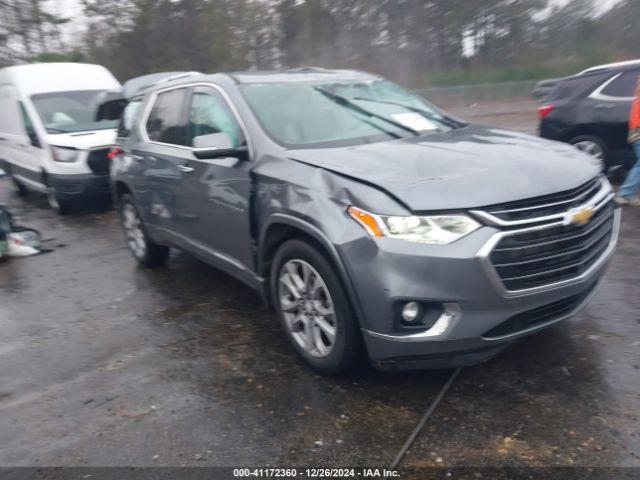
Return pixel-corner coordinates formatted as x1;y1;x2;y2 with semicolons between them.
1;108;639;477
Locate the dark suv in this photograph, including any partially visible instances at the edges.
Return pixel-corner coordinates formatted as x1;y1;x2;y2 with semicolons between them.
539;61;640;179
111;69;618;374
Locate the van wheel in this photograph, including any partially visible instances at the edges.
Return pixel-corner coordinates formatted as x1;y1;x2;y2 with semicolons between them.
271;239;361;375
46;187;74;215
12;176;28;197
4;166;28;197
119;194;169;268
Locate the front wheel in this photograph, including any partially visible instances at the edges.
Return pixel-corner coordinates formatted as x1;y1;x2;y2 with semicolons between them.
271;239;361;375
119;194;169;268
46;186;74;215
570;135;609;166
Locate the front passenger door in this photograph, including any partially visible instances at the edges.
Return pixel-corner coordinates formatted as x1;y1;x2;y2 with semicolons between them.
180;85;254;270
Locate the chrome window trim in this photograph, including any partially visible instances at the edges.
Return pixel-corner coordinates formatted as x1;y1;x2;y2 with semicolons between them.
476;200;620;298
588;72;635;102
470;177;611;227
138;82;254;159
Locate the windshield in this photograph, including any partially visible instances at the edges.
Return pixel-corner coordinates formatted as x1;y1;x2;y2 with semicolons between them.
241;80;458;148
31;90;118;134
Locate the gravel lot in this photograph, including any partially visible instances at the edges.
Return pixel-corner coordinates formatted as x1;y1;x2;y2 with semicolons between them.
1;104;639;478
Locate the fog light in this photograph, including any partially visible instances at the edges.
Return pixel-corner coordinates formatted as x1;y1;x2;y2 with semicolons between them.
401;302;421;323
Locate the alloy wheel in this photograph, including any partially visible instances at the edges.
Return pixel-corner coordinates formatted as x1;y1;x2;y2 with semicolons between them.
573;140;604;160
122;203;147;259
278;259;337;358
46;188;60;210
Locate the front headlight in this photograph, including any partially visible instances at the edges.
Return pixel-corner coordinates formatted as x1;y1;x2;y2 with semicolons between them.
51;145;79;163
348;206;480;245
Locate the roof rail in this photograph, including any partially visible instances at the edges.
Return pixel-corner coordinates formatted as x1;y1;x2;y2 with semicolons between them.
153;71;202;86
286;67;332;73
578;59;640;75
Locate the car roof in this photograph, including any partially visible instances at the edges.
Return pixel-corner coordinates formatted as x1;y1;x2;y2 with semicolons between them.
227;67;381;84
138;67;382;95
578;59;640;75
0;63;121;95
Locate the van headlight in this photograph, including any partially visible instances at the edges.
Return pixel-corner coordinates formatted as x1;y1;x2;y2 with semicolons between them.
348;206;480;245
51;145;79;163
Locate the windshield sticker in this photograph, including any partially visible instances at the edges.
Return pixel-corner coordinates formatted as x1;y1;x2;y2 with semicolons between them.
391;112;438;131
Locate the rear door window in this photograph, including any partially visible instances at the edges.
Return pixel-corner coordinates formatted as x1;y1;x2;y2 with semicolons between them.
145;88;189;146
600;70;640;98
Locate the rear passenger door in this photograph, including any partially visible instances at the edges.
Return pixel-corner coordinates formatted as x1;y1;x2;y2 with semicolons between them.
137;86;192;234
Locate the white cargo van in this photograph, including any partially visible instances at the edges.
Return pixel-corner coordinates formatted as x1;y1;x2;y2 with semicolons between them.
0;63;121;213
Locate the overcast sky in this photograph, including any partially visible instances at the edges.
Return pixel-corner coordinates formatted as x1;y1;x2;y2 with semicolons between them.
49;0;624;46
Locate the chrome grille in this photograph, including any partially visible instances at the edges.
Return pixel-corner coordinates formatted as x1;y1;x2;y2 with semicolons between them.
477;176;618;293
482;176;602;223
489;202;615;291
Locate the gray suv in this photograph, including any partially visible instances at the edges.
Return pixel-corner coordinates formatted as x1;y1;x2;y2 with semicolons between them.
111;69;619;375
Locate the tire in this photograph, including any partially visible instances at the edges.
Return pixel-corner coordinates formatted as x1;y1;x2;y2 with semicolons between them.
569;135;610;167
271;239;361;375
46;186;75;215
12;176;28;197
119;193;169;268
3;164;28;197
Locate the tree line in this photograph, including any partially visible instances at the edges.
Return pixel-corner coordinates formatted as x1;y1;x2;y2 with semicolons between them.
1;0;639;86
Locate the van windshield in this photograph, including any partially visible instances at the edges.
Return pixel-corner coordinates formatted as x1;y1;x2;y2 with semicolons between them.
241;80;459;149
31;90;118;134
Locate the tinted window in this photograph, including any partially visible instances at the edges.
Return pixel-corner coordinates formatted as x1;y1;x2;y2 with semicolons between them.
601;70;640;98
549;73;609;101
187;87;243;147
118;99;142;138
19;102;40;148
145;88;188;145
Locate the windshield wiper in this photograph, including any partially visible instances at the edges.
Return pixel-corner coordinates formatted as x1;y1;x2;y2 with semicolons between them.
313;86;419;136
352;97;464;130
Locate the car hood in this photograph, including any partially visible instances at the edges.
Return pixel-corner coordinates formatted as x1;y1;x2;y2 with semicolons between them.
286;125;602;211
46;129;117;150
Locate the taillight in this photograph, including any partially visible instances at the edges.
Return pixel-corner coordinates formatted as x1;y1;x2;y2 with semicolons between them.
108;146;123;159
538;104;554;119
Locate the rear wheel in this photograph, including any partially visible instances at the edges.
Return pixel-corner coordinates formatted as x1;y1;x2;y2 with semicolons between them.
119;193;169;268
271;239;361;375
570;135;609;165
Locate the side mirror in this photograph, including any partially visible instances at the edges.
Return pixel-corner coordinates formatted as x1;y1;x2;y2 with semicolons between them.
192;132;248;160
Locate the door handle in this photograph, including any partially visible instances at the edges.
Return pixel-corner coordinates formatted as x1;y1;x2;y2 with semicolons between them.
177;164;195;173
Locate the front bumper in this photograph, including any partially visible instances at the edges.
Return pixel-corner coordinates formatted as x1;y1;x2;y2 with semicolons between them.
339;206;620;370
49;173;112;201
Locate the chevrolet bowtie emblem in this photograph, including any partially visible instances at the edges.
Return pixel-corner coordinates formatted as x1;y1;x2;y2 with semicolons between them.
564;207;594;226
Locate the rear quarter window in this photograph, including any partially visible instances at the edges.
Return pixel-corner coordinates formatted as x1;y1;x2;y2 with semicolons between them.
549;72;610;101
601;70;640;98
